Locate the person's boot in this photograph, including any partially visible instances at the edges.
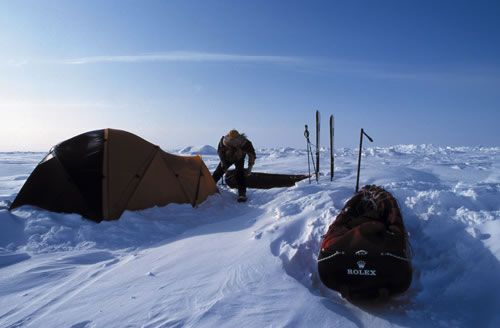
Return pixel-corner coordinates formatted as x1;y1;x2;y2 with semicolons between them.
237;190;247;202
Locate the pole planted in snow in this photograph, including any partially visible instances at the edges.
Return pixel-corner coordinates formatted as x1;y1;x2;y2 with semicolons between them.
355;128;373;193
315;110;320;182
304;125;311;184
330;115;334;181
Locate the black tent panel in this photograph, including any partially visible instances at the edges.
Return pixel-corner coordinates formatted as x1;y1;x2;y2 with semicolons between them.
10;156;91;218
54;130;105;219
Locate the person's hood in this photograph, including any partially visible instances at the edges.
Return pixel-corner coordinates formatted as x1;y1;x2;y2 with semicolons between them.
223;134;247;148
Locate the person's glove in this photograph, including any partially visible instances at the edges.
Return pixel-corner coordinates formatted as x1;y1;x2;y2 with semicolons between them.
246;164;253;176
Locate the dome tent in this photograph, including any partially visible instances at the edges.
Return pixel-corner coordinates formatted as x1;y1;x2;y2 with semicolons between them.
10;129;218;221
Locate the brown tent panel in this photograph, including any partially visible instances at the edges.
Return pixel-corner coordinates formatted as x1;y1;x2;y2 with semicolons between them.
10;129;218;221
127;151;191;211
195;157;218;205
104;129;160;219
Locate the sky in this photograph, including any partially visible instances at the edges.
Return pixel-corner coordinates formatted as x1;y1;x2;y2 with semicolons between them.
1;0;499;151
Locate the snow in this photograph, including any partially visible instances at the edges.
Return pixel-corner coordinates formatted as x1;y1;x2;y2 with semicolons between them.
177;145;217;155
0;145;499;327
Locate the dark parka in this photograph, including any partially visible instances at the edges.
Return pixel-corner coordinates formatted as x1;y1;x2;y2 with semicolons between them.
212;133;256;196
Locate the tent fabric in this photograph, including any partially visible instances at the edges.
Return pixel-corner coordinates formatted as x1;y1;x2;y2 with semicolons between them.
10;129;218;221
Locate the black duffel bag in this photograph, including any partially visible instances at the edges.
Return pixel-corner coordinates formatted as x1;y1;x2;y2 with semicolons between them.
318;185;412;299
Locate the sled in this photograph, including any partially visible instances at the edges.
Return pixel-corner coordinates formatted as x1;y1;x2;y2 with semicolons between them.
224;170;308;189
317;185;412;299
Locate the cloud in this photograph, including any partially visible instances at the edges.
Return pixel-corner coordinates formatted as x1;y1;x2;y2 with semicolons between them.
64;51;303;65
6;59;29;67
0;100;122;110
4;50;498;85
286;59;500;85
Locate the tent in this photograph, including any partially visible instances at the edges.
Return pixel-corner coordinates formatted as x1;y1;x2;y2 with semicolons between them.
10;129;218;221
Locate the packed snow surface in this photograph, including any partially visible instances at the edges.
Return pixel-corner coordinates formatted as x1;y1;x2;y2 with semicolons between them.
178;145;217;155
0;145;499;327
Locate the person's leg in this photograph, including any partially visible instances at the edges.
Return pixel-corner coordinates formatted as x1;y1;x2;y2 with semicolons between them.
235;158;246;197
212;162;225;183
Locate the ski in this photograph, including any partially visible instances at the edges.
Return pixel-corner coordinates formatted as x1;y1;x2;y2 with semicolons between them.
316;110;320;182
330;114;334;181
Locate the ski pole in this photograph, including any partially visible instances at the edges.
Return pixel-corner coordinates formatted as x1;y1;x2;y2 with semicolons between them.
315;110;320;182
304;125;317;179
330;115;334;182
304;125;311;184
355;128;373;193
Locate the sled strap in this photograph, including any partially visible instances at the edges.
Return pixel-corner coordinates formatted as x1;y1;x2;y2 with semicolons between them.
317;251;345;263
380;252;410;262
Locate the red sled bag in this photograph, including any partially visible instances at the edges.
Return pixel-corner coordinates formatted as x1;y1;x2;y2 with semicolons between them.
318;185;412;299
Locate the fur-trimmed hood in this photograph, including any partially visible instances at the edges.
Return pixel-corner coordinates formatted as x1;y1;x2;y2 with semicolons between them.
222;134;248;148
217;132;256;166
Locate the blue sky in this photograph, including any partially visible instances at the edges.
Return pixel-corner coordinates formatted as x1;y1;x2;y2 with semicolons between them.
1;0;499;151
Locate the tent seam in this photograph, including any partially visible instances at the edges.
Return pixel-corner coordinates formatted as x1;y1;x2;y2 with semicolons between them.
192;156;203;207
115;146;160;218
160;155;193;204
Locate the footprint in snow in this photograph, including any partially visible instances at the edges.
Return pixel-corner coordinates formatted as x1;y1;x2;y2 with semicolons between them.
70;320;94;328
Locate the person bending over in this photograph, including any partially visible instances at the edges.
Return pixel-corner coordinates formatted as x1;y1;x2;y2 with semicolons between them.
212;129;256;202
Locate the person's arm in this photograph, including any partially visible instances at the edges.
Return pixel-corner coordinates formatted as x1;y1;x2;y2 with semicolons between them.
243;140;256;172
217;137;224;156
217;137;229;171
